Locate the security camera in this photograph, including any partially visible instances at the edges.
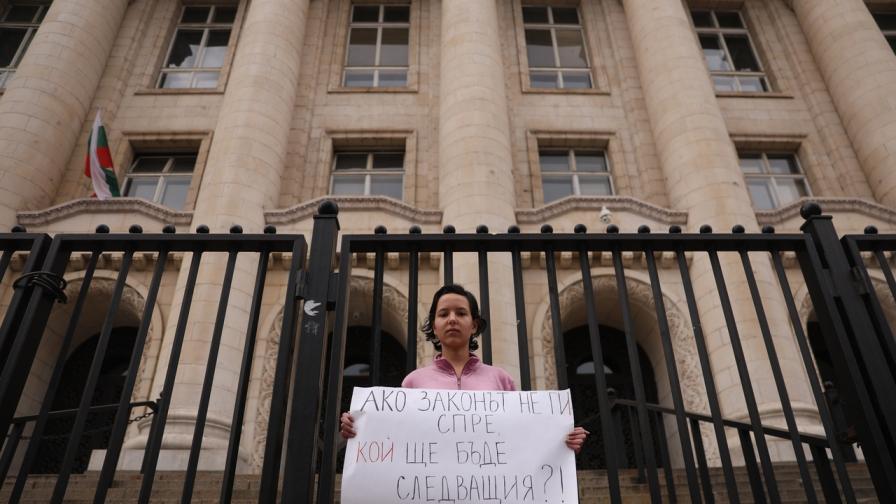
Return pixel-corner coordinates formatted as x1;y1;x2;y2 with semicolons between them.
599;206;612;224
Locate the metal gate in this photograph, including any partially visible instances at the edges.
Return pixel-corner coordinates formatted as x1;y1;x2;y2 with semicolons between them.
2;201;895;503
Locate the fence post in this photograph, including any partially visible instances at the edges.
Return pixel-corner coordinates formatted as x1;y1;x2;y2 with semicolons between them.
280;201;340;503
798;202;896;501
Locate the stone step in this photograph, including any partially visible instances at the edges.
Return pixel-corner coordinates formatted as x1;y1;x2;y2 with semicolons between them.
1;463;878;503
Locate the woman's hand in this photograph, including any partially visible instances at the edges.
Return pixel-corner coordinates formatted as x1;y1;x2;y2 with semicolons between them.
566;426;588;454
340;412;356;439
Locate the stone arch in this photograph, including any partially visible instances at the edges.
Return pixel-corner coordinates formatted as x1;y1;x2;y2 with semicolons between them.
250;273;415;470
21;270;160;418
533;269;715;465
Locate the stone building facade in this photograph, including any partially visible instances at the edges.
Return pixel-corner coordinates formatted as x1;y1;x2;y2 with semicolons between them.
1;0;895;473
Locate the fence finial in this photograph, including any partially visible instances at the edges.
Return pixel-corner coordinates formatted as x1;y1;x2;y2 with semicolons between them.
318;200;339;215
800;201;822;219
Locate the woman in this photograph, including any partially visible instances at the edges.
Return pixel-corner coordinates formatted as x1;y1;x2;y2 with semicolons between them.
340;284;588;453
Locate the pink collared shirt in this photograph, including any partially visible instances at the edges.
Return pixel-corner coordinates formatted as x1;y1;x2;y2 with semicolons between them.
401;353;517;391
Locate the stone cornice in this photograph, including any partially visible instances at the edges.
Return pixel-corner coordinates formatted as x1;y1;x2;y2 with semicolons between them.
515;196;689;225
756;197;896;226
264;196;443;225
17;198;193;226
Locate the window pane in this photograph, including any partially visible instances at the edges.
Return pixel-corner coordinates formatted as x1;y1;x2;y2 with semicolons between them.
159;71;193;89
561;71;591;89
873;13;896;30
126;178;159;200
522;6;548;24
767;156;799;174
213;6;237;24
383;5;410;23
712;75;736;92
775;178;808;204
192;71;219;88
200;30;231;68
332;174;366;195
347;28;378;66
379;28;408;66
334;153;368;171
352;5;380;23
690;10;713;28
377;69;407;87
530;71;558;88
888;36;896;55
166;30;204;68
372;153;404;169
739;155;763;173
747;179;775;210
715;11;744;29
344;69;375;87
551;7;579;25
737;76;766;92
370;175;403;199
525;29;555;67
131;157;169;173
555;29;588;68
0;28;27;67
578;175;613;196
5;5;39;22
699;34;730;71
171;156;197;173
576;152;607;172
160;178;191;209
539;152;569;172
724;35;761;71
542;176;574;203
181;6;211;23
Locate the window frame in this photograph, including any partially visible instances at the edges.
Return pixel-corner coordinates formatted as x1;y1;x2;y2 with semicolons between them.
691;9;771;93
342;3;411;88
739;152;811;210
538;148;614;204
520;5;594;90
0;1;50;89
156;4;239;90
330;150;406;200
123;154;198;210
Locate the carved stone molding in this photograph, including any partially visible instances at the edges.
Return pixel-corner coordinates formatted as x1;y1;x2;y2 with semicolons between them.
252;310;283;470
515;196;689;225
17;197;193;227
756;197;896;227
264;196;442;226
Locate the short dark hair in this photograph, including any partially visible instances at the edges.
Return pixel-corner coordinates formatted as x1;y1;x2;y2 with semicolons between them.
421;284;488;352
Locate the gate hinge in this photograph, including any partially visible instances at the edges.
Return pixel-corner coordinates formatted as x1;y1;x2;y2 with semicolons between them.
295;270;308;300
850;266;870;296
294;270;340;309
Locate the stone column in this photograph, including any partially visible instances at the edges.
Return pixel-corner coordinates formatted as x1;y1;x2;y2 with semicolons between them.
791;0;896;206
134;0;310;470
438;0;522;380
0;0;127;229
623;0;816;462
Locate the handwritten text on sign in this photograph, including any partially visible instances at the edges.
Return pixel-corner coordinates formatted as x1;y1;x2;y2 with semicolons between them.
340;387;579;504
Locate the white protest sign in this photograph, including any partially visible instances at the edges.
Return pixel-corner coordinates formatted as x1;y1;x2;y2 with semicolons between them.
341;387;579;504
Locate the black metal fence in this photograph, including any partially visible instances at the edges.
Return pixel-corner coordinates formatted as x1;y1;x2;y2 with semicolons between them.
0;224;307;504
1;201;895;504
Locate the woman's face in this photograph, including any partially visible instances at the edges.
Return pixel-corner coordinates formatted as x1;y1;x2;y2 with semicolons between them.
433;293;476;352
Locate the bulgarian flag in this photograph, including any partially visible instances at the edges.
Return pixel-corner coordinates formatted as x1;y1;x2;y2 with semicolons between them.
84;111;121;200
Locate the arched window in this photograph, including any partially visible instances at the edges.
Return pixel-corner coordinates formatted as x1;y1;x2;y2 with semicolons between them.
563;324;659;470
